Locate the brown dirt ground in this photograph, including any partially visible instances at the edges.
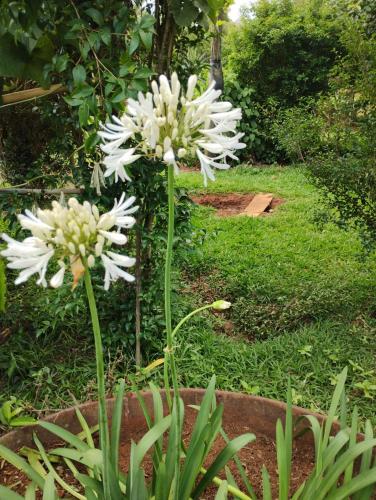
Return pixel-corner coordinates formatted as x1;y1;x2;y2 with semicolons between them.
190;193;284;217
0;404;315;499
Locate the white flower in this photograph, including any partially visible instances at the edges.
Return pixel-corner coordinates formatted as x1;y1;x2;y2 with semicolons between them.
1;235;54;287
98;72;246;186
101;252;136;291
1;195;137;290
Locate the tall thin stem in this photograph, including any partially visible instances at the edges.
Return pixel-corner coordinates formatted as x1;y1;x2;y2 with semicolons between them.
164;163;181;497
84;268;111;499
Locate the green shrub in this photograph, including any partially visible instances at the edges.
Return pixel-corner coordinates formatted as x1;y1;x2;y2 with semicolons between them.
223;0;343;162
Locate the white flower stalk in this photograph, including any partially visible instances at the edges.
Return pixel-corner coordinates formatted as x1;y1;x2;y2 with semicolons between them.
1;193;137;290
98;73;246;185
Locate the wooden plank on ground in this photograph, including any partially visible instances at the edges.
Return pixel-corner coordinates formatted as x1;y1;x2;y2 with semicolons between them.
243;193;273;217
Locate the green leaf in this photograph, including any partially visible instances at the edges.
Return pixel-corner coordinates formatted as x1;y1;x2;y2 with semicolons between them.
111;378;125;473
329;468;376;499
85;133;100;152
193;433;256;498
139;14;155;29
73;65;86;85
10;416;37;427
134;415;171;469
0;33;53;83
0;485;24;500
34;435;85;500
63;96;83;107
128;34;140;55
0;444;45;489
170;0;201;26
112;91;126;103
262;466;272;500
139;30;152;50
79;102;90;127
215;480;228;499
42;473;56;500
99;27;111;46
72;86;94;98
39;421;90;452
25;482;37;500
134;67;154;79
85;8;104;25
75;408;95;449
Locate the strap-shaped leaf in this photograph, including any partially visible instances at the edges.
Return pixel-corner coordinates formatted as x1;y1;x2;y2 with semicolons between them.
0;444;45;489
34;434;85;500
328;468;376;499
39;421;90;452
220;428;257;500
111;378;125;473
193;433;255;498
316;438;376;499
189;375;216;447
322;367;348;451
76;473;104;499
179;423;211;499
0;485;24;500
25;482;37;500
134;414;171;470
42;473;57;500
75;408;95;449
344;406;359;485
262;466;272;500
321;430;350;471
215;479;229;499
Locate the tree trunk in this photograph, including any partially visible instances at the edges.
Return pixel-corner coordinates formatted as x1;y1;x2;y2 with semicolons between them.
210;10;225;91
154;0;176;76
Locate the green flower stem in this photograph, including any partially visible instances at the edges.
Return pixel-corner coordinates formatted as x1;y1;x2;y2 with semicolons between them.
84;267;111;499
164;163;181;497
200;467;252;500
172;304;213;339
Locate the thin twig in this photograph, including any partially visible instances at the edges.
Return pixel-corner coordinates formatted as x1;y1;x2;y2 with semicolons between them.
0;188;83;195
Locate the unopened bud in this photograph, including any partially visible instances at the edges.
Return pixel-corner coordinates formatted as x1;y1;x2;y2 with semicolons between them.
211;300;231;311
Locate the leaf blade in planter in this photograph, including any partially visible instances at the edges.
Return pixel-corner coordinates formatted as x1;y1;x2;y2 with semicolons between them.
110;378;125;474
315;438;376;499
215;479;229;499
34;434;85;500
0;444;45;489
261;466;272;500
0;485;25;500
328;467;376;500
38;421;90;452
193;433;256;498
42;473;57;500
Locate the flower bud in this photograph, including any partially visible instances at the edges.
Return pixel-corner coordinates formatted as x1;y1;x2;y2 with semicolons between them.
178;148;187;158
211;300;231;311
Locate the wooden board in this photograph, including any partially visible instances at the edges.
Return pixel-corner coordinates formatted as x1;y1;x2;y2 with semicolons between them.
243;193;273;217
2;84;65;105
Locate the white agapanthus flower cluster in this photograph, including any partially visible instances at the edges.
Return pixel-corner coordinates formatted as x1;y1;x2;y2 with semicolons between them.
1;194;138;291
99;73;246;185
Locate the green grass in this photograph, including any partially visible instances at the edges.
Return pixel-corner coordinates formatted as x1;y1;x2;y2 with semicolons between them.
173;165;376;421
0;164;375;425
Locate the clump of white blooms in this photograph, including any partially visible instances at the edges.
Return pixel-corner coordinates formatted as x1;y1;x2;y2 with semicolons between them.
98;73;246;185
1;194;138;291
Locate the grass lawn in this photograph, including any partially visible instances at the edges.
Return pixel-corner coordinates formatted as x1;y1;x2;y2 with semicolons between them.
174;165;376;422
1;165;375;425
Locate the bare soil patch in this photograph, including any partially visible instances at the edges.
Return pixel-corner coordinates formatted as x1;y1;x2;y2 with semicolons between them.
0;404;314;499
190;193;284;217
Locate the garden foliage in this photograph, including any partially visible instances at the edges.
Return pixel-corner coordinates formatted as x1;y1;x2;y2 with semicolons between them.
223;0;343;162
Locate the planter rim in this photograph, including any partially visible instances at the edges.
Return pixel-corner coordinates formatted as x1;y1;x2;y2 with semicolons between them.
0;388;330;451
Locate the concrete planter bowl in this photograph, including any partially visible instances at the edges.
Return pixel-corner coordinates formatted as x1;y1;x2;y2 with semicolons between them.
0;389;324;451
0;389;337;497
